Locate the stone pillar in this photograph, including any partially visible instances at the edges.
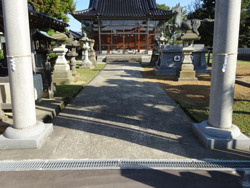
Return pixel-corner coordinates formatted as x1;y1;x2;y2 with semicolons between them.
192;0;250;150
52;45;75;84
0;0;53;149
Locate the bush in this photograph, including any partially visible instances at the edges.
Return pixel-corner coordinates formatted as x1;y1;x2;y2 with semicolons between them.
0;50;4;60
48;52;58;67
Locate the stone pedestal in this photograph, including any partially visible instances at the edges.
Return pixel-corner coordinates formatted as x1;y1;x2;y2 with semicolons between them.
193;121;249;150
153;44;209;75
153;45;182;75
192;44;208;74
52;45;74;84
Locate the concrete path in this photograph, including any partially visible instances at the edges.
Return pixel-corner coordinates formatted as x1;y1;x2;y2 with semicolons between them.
0;62;249;160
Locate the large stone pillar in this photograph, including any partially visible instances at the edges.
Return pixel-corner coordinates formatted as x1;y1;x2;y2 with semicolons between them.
192;0;250;150
0;0;53;149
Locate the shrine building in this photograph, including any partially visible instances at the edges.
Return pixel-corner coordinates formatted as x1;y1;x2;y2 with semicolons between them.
72;0;172;54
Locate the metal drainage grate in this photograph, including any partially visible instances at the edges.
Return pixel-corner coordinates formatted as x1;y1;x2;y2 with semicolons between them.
0;160;249;171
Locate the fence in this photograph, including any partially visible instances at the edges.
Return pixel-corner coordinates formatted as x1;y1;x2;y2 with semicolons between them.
238;48;250;61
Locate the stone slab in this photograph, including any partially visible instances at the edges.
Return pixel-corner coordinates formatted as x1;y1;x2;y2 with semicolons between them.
178;71;198;81
106;55;151;63
36;98;66;122
0;123;53;149
192;122;250;150
153;67;177;75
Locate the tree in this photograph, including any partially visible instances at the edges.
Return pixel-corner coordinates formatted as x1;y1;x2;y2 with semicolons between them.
239;0;250;47
157;4;170;11
28;0;76;22
187;0;215;47
187;0;250;47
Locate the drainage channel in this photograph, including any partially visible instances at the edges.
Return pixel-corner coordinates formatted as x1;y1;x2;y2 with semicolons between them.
0;160;250;171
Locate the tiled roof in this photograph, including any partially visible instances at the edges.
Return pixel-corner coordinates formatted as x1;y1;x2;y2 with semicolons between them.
72;0;172;20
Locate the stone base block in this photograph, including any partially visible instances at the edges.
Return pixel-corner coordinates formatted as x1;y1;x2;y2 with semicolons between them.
141;55;151;63
178;70;198;81
192;121;250;150
196;69;211;75
80;60;94;69
0;123;53;149
153;67;177;76
105;55;150;63
89;56;97;66
52;70;75;84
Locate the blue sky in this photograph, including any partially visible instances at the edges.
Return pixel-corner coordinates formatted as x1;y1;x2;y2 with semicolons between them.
68;0;194;32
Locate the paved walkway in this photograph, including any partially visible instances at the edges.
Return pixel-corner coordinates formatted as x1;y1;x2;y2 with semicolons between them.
0;62;249;160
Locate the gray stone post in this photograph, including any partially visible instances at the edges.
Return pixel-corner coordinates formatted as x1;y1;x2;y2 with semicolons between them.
192;0;250;150
209;0;240;129
0;0;53;149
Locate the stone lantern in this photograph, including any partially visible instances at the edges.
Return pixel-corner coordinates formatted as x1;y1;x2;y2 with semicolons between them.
89;39;97;66
52;44;75;84
149;31;168;67
66;34;79;76
177;30;200;81
79;32;94;69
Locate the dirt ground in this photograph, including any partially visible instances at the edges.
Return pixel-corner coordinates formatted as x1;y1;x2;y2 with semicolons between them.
236;62;250;83
141;66;250;106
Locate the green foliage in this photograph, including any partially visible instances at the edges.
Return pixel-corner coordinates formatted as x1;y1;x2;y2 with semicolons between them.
233;100;250;136
47;28;55;36
0;50;4;60
157;4;170;11
75;64;105;85
187;0;215;47
48;52;57;67
239;0;250;47
55;85;82;99
202;0;215;11
28;0;76;22
64;28;69;32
